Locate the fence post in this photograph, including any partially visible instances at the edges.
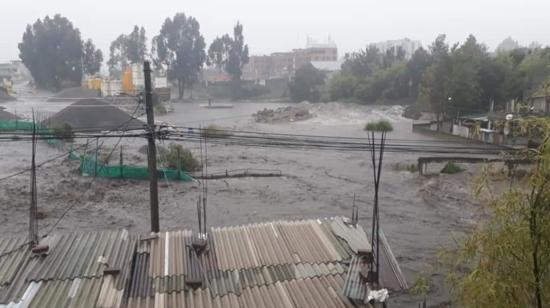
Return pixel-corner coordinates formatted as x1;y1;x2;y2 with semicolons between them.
95;137;99;176
120;145;124;179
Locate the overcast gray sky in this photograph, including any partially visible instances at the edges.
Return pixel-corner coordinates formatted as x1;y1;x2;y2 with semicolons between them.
2;0;549;62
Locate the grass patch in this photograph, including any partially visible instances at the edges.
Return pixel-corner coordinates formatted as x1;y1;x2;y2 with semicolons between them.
441;162;464;174
392;163;418;173
201;125;232;139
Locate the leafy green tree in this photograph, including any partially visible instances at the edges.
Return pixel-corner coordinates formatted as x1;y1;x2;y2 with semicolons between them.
419;34;451;127
207;23;249;83
406;47;432;98
82;39;103;76
341;45;382;77
329;73;359;101
19;15;83;91
225;23;249;83
207;35;230;70
446;35;488;113
107;26;147;76
289;63;325;102
152;13;206;99
444;119;550;308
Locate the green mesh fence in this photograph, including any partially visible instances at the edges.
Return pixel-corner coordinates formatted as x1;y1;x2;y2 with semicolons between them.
0;120;35;131
1;120;193;182
79;155;194;182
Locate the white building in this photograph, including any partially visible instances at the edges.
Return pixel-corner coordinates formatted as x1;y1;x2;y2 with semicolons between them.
372;38;422;59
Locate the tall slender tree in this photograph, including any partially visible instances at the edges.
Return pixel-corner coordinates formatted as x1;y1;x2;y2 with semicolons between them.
82;39;103;76
152;13;206;99
108;26;147;76
207;22;250;83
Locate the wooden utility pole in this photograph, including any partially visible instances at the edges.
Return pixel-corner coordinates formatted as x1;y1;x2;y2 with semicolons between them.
144;61;160;232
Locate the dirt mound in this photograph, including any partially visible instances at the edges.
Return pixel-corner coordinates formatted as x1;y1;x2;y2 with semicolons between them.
47;87;101;102
46;98;145;131
0;88;16;102
253;103;314;123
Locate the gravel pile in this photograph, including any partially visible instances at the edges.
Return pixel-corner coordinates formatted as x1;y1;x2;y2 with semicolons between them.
46;99;144;131
47;87;101;102
253;103;314;123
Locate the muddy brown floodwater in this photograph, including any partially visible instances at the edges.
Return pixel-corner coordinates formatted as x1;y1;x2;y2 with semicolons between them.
0;100;499;307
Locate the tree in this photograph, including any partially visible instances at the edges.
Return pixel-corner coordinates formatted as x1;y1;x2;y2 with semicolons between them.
207;22;250;83
406;47;432;98
82;39;103;76
108;26;147;76
496;37;521;53
419;34;451;128
152;13;206;99
207;35;230;70
19;15;83;91
444;119;550;308
446;35;488;114
225;23;249;82
289;63;325;102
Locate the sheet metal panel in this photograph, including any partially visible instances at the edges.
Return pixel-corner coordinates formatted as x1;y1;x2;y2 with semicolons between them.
330;217;371;253
27;230;136;283
342;255;369;302
0;237;30;287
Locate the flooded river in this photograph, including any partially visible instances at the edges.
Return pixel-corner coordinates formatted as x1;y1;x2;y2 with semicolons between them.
0;99;492;306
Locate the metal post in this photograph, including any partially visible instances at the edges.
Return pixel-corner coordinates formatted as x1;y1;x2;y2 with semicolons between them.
29;111;38;247
95;137;99;176
144;61;160;232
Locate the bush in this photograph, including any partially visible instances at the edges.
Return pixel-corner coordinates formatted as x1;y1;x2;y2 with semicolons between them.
49;122;74;142
440;162;464;174
201;125;231;139
158;143;201;172
154;104;168;115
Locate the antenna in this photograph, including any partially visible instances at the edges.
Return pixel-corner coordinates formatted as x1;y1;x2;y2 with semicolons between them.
203;131;208;235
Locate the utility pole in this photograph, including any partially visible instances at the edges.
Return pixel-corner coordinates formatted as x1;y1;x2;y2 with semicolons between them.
144;61;160;232
29;111;38;247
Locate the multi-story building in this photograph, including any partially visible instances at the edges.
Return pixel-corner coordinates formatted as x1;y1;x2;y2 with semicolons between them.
242;37;339;82
372;38;422;59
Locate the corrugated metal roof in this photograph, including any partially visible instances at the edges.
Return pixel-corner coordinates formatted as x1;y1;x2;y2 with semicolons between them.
0;237;30;286
126;218;374;307
342;255;369;302
126;274;363;308
0;217;405;307
0;230;136;308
